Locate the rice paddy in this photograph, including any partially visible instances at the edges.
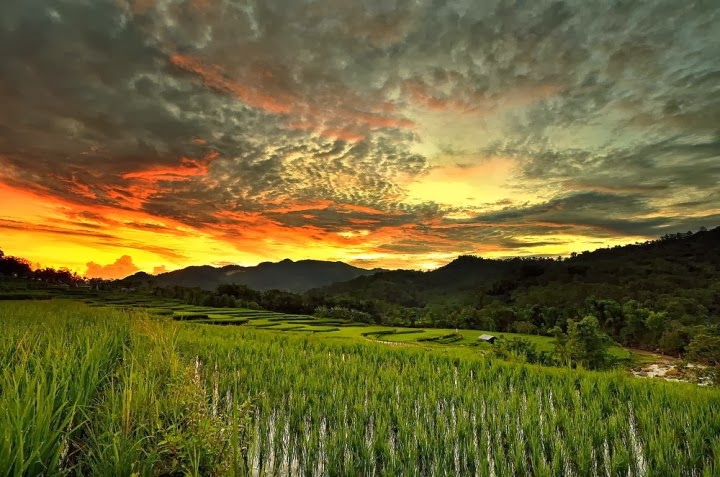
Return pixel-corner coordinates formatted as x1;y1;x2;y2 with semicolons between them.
1;299;718;475
182;324;720;476
82;294;637;360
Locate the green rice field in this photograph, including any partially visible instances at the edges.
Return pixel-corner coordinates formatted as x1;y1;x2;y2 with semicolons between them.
1;299;719;475
84;294;637;362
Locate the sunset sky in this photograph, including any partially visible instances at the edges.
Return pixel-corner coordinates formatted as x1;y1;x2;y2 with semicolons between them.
1;0;719;278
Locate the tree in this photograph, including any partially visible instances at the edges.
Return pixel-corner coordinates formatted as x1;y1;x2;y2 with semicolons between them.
0;254;32;277
644;310;668;345
217;283;261;302
658;321;689;356
478;303;515;331
620;301;650;347
560;315;613;370
491;337;540;364
201;294;217;307
510;320;539;335
261;289;305;314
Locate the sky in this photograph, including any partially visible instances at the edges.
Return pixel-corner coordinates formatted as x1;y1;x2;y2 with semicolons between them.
1;0;719;278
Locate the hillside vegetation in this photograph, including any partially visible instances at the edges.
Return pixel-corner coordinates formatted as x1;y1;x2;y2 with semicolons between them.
309;227;720;361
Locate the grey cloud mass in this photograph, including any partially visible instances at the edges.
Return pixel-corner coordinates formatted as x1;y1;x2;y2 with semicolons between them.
1;0;718;264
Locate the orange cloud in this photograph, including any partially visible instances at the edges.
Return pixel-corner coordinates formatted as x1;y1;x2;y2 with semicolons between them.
348;218;381;225
266;199;334;214
98;151;220;210
102;184;154;210
320;128;365;143
191;0;212;11
286;121;367;143
266;199;389;216
122;151;218;182
0;182;213;270
339;203;386;215
59;175;98;201
85;255;139;279
153;265;167;274
403;79;464;112
350;112;415;129
128;0;155;15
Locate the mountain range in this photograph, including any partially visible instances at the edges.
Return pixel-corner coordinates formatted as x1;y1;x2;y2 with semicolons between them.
311;226;720;307
123;259;385;293
123;227;720;298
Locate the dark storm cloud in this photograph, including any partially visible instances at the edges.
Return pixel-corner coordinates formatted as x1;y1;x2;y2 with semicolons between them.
0;0;718;260
488;138;720;190
0;0;433;225
462;191;718;239
480;136;720;239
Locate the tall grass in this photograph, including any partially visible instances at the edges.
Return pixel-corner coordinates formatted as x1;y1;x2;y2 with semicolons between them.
179;325;720;477
0;301;251;476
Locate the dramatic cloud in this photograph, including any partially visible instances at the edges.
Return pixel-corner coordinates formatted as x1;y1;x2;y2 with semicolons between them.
86;255;140;279
0;0;718;272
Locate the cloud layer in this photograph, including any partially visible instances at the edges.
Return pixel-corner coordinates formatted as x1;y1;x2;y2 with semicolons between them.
1;0;718;274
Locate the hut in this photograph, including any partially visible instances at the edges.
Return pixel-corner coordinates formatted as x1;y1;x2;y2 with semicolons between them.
478;334;497;344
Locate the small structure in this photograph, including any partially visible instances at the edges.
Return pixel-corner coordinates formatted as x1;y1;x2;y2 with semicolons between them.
478;334;497;344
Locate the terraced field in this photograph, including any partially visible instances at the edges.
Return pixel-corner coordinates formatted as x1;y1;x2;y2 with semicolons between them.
85;294;634;361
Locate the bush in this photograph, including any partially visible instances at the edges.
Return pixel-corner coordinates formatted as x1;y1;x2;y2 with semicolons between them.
554;315;613;370
492;337;544;364
686;333;720;366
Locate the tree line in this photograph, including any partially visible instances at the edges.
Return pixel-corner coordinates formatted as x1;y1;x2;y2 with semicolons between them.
0;249;84;285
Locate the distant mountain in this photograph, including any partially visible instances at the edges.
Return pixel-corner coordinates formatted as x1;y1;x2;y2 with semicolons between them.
123;259;385;293
311;226;720;307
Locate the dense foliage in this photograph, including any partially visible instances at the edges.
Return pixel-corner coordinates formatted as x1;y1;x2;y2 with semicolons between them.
309;227;720;361
120;228;720;363
0;248;84;286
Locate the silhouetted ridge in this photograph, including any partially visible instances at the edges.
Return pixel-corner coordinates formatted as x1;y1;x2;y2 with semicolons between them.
123;259;385;293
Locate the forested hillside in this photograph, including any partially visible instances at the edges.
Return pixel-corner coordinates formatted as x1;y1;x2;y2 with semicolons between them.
309;227;720;359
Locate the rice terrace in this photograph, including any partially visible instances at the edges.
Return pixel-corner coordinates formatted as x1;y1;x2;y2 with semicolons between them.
1;276;719;475
2;0;720;475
